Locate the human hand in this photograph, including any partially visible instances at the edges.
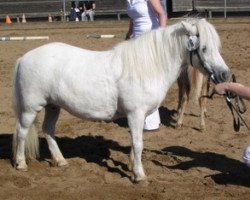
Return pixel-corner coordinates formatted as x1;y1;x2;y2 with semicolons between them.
213;83;229;95
125;33;131;40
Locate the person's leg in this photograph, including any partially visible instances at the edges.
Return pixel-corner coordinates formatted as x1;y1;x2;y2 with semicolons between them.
243;146;250;167
76;11;81;21
69;9;77;21
81;12;88;21
89;10;95;21
143;109;160;131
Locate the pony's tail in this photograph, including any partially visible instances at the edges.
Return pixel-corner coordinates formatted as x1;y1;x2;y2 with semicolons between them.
188;67;204;103
12;59;39;162
12;123;40;161
25;124;39;159
12;58;20;117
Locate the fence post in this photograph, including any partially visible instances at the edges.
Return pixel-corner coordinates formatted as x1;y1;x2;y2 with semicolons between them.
62;0;66;21
224;0;227;18
192;0;196;10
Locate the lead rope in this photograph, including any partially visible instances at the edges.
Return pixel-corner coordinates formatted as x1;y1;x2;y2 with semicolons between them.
203;74;249;132
223;74;249;132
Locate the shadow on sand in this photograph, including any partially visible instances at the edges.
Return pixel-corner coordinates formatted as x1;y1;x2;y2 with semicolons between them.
1;133;250;187
152;146;250;188
0;133;130;178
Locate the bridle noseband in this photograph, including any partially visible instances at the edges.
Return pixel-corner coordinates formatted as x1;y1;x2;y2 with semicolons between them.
187;35;218;84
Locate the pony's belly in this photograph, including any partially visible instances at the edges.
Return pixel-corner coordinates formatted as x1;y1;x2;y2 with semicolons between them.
67;106;117;120
50;74;120;120
52;97;118;121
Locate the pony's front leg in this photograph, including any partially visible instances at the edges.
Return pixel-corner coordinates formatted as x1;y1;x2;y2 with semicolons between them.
199;79;208;131
43;106;67;167
127;111;146;182
199;96;207;131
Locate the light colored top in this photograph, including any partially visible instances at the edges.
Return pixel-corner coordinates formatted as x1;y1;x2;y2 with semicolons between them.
127;0;159;38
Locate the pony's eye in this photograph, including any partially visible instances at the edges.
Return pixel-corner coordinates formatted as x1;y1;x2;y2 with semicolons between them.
202;46;207;53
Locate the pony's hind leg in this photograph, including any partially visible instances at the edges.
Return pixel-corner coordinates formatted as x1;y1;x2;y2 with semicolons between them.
176;69;190;128
13;112;38;171
42;105;67;167
176;93;188;128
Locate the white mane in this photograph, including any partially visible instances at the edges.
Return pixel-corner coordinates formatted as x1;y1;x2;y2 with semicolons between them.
115;23;185;81
114;18;221;81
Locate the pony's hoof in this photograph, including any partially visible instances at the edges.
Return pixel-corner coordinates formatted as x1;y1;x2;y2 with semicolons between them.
128;162;133;171
200;125;206;132
58;160;68;167
16;163;28;171
132;174;147;183
173;112;179;118
51;159;68;167
135;179;149;186
175;123;182;129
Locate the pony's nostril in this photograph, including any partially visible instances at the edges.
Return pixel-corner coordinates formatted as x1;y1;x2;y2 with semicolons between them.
220;70;230;82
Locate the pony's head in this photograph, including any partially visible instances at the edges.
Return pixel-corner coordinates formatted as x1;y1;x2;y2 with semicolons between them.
182;18;230;83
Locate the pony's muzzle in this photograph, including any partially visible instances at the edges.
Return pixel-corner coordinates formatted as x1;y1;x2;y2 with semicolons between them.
220;70;231;82
211;68;230;84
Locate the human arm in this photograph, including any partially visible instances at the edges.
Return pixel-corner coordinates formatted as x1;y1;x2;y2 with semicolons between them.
214;82;250;101
92;2;96;10
148;0;167;27
125;19;133;40
83;3;86;12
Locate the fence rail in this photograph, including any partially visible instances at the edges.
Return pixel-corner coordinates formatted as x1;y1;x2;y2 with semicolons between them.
0;0;249;20
172;0;250;17
195;0;250;18
0;0;69;20
0;0;127;20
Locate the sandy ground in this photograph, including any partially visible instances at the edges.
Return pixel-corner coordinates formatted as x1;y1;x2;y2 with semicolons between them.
0;18;250;200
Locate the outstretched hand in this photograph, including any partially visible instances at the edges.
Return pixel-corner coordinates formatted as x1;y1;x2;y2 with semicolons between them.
213;82;249;100
213;82;229;95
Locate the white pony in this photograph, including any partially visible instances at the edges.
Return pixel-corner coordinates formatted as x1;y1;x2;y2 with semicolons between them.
12;18;230;182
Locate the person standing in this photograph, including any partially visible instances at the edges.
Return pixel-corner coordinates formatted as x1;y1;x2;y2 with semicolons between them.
126;0;167;131
214;82;250;168
69;1;81;21
81;1;96;21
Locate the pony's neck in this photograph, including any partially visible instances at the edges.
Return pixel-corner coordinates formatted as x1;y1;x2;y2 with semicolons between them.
158;23;189;77
117;22;188;83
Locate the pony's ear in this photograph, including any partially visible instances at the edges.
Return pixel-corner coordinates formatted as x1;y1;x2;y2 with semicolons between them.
181;21;198;35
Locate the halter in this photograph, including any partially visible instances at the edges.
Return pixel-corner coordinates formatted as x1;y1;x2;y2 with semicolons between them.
187;35;218;84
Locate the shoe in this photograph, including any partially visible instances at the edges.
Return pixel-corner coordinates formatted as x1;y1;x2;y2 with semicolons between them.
243;146;250;168
143;128;160;133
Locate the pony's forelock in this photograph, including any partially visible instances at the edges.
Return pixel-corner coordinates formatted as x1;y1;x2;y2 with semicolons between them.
196;19;221;50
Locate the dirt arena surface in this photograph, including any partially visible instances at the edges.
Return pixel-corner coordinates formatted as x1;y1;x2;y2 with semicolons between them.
0;18;250;199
